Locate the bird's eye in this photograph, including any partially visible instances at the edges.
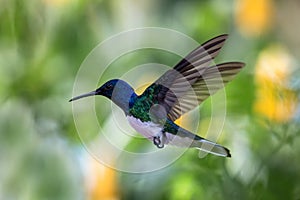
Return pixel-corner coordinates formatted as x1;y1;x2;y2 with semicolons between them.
106;84;113;89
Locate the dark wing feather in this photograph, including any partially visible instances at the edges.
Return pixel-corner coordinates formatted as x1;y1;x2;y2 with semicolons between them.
154;34;228;88
168;62;245;120
141;34;245;121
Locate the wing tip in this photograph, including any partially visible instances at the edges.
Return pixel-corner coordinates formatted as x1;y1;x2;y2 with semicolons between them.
204;34;229;45
214;33;229;41
216;61;246;69
218;33;229;39
235;62;246;68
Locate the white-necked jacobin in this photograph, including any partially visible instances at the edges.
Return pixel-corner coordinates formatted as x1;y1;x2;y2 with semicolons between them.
69;34;245;157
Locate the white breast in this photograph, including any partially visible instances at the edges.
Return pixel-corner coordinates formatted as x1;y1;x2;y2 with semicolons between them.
126;116;193;146
127;116;163;140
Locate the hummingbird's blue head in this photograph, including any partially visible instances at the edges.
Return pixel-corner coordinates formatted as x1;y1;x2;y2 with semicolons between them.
95;79;120;99
69;79;137;114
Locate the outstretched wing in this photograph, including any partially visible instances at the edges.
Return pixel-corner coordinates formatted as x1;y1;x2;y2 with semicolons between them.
141;34;245;121
167;62;245;121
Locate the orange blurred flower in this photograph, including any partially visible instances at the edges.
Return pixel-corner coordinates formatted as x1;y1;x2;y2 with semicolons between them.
85;156;119;200
235;0;274;37
254;45;297;123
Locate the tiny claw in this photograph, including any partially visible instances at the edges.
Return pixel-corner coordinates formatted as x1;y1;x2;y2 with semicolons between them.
157;143;164;148
153;136;161;146
153;136;164;148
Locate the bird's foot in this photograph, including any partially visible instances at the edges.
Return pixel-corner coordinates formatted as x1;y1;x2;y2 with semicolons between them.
153;133;165;148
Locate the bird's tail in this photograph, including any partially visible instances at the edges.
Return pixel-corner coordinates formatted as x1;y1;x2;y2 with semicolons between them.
166;127;231;157
190;137;231;157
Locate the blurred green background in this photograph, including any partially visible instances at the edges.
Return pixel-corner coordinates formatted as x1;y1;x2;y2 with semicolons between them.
1;0;300;199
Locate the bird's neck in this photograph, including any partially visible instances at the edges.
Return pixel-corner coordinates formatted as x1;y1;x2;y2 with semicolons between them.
112;92;137;115
110;83;137;115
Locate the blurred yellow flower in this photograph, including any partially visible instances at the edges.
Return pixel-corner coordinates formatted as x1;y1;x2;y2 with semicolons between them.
85;156;119;200
235;0;274;37
136;83;151;95
254;45;297;123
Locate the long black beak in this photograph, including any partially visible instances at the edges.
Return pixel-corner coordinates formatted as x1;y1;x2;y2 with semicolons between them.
69;91;97;102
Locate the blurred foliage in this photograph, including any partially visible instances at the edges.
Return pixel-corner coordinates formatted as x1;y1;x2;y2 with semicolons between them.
1;0;300;200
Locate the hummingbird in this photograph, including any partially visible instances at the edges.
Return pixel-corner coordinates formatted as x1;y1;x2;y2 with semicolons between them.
70;34;245;157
